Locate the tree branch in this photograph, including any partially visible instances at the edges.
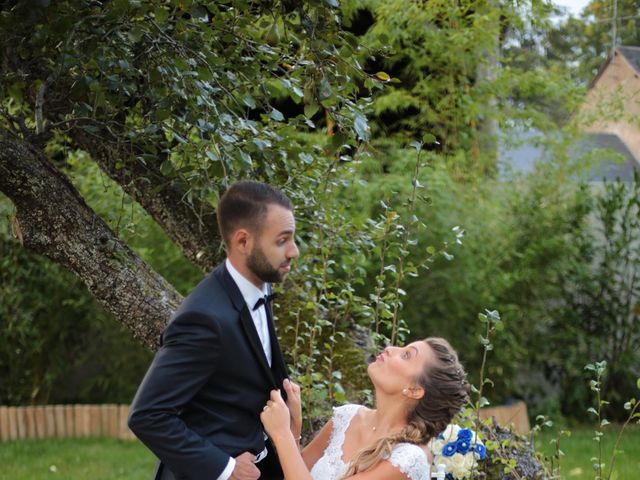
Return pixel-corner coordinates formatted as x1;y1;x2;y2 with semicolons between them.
0;131;182;351
70;125;222;273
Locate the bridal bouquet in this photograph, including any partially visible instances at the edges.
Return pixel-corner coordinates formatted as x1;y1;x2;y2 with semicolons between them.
428;424;486;480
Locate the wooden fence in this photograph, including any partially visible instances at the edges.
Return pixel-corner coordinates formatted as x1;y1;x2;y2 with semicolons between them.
479;400;530;436
0;404;134;442
0;401;530;442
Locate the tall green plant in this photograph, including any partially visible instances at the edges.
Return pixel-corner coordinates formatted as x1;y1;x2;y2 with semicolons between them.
585;360;640;480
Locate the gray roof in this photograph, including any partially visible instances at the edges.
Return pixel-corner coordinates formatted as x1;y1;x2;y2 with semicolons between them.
618;46;640;74
499;130;639;182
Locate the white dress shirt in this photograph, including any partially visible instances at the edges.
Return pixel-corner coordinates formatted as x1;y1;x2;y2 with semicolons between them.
217;259;273;480
225;259;272;366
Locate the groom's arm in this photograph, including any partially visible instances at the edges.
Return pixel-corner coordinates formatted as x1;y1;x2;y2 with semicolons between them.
128;311;233;480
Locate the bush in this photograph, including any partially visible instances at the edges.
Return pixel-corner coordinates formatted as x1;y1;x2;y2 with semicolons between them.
554;173;640;420
346;145;594;418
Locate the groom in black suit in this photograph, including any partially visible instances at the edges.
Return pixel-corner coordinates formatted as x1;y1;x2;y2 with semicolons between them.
128;181;301;480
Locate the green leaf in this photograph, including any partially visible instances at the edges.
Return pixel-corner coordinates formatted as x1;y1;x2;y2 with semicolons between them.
324;0;339;6
154;108;171;121
299;152;314;164
304;103;320;118
242;95;256;109
318;79;332;101
128;26;143;43
375;71;390;82
154;6;169;23
270;109;284;122
422;133;437;144
353;113;370;141
8;81;25;102
159;160;174;175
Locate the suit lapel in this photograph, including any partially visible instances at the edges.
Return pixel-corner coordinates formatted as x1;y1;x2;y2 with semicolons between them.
264;293;288;380
216;263;278;389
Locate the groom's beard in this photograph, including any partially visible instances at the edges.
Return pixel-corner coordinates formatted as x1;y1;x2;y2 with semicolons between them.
247;244;283;283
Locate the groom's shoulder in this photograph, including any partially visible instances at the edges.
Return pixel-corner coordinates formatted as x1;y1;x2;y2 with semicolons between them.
174;266;233;319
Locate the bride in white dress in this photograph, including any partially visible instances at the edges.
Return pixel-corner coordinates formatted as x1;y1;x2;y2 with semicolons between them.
261;337;469;480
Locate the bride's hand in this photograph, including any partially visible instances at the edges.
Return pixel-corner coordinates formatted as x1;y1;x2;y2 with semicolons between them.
283;378;302;438
260;389;291;442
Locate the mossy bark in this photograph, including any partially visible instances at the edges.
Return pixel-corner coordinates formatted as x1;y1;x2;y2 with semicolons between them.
0;132;181;351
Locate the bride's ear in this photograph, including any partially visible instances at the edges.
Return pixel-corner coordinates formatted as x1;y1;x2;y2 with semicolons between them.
403;385;425;400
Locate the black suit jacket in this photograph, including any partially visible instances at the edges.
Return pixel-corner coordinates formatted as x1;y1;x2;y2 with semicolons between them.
128;262;288;480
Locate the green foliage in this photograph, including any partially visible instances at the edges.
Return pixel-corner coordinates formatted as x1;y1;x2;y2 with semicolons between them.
1;0;374;201
345;144;593;416
338;0;581;173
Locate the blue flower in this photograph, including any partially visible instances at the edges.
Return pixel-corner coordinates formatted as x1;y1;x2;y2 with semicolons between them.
445;474;454;480
457;428;473;441
456;439;471;454
475;443;487;460
443;442;457;457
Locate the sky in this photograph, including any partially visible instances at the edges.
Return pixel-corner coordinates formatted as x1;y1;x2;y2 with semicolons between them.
553;0;591;16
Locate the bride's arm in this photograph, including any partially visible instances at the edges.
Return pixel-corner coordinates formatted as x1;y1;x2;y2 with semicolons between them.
300;419;332;469
261;390;332;479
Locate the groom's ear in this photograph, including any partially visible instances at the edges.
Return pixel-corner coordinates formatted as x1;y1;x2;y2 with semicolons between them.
231;228;252;254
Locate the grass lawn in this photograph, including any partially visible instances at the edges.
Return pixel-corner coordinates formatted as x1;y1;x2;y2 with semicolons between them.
0;437;156;480
2;425;640;479
535;424;640;480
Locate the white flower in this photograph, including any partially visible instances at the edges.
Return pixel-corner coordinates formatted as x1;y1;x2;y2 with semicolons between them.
449;453;469;479
430;438;446;453
441;424;460;442
462;452;476;471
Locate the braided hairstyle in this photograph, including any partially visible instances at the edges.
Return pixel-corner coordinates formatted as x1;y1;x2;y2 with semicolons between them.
341;337;469;477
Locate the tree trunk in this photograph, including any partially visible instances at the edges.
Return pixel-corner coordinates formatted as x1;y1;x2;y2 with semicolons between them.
0;131;181;351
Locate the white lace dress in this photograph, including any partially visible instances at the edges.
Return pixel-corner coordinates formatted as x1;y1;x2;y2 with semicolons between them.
309;404;431;480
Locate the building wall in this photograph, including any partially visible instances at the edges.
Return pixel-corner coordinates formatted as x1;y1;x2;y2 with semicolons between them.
581;51;640;162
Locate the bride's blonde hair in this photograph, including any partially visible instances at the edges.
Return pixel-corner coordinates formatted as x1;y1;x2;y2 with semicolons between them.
341;337;469;478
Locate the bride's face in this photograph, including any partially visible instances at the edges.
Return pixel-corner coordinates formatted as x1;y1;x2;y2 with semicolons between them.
368;341;434;396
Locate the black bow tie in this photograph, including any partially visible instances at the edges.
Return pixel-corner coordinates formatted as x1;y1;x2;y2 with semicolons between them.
253;293;277;311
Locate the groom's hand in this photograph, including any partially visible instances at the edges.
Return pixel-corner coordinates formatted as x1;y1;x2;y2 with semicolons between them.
230;452;260;480
283;379;302;439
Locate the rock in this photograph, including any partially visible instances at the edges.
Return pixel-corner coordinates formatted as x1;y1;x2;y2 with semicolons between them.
478;419;548;480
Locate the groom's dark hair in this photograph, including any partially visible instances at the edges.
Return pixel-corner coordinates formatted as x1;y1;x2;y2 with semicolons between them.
217;180;293;247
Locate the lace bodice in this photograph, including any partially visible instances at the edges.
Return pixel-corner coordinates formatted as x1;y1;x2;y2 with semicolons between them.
309;404;431;480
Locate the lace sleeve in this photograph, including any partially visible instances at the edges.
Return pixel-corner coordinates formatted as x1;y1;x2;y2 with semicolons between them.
387;443;431;480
